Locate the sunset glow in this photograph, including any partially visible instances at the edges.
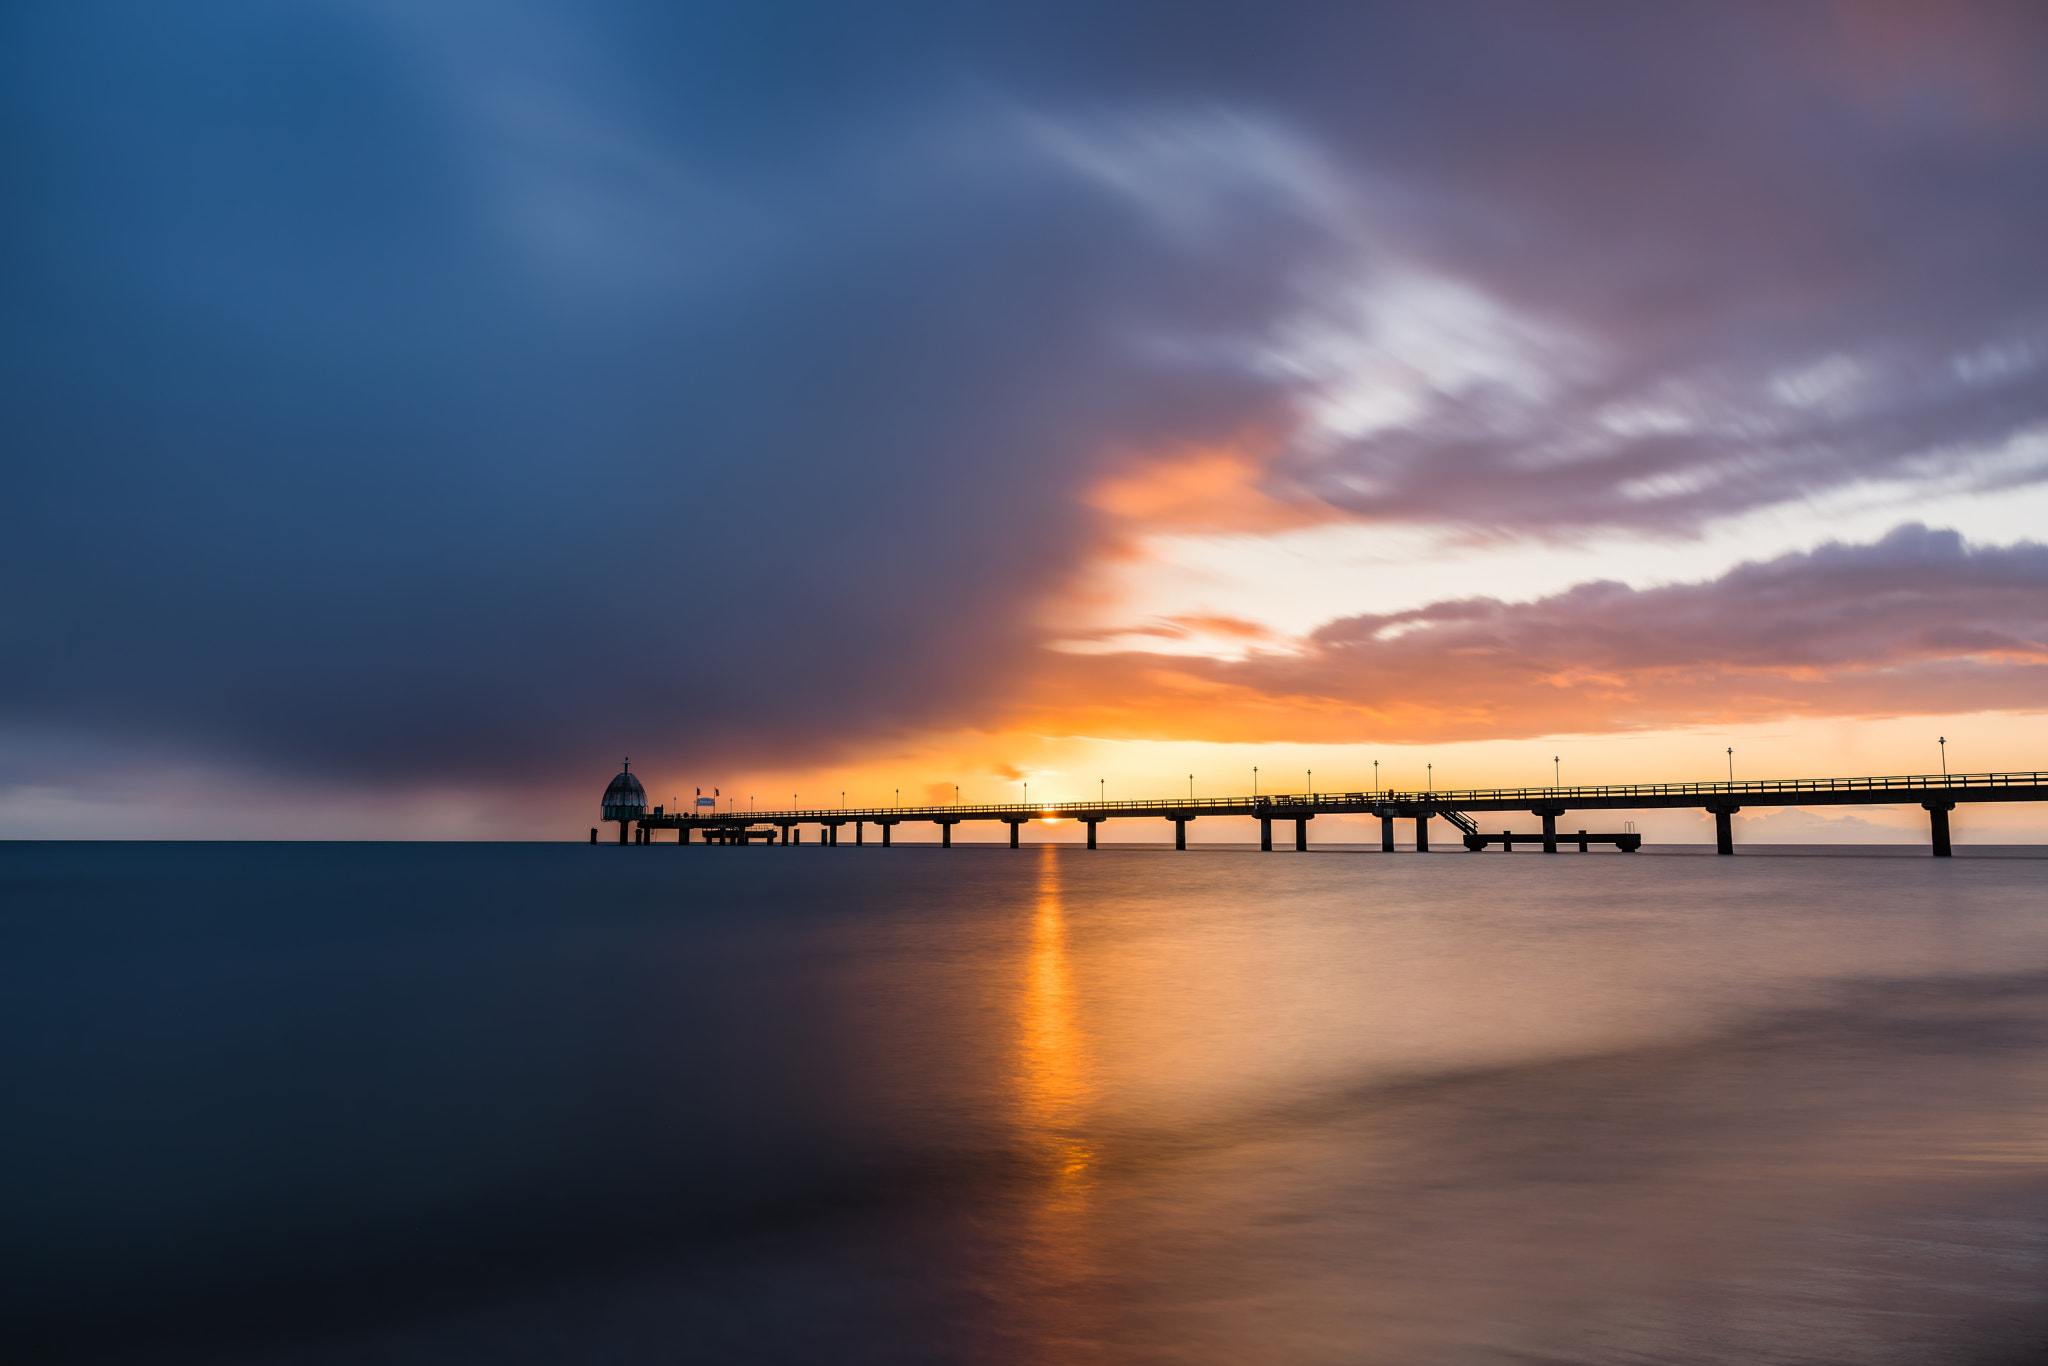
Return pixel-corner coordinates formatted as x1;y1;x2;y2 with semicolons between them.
2;2;2044;841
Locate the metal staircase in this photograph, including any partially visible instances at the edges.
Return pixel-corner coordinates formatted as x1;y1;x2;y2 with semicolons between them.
1429;806;1479;836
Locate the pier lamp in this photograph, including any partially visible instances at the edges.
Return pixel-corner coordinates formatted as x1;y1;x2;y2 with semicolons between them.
1307;769;1312;798
1373;759;1378;792
1427;763;1432;792
1727;748;1734;783
1939;736;1947;777
1554;756;1560;788
1188;773;1194;799
1253;766;1258;797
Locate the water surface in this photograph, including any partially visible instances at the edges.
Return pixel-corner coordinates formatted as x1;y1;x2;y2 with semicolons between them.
4;840;2046;1363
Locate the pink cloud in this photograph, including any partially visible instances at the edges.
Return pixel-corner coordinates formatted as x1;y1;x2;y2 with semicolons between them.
1021;525;2048;743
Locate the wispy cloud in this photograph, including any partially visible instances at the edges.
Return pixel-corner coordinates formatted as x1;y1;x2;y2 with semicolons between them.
1021;526;2048;744
4;1;2048;825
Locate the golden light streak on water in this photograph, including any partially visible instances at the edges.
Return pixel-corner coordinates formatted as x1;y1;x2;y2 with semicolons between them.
1014;845;1096;1182
1008;846;1111;1360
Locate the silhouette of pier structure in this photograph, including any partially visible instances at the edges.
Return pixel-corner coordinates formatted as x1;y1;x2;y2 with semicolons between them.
594;764;2044;857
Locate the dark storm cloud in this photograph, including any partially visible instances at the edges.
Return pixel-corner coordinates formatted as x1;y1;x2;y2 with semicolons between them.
1027;525;2048;744
0;1;1304;786
2;1;2046;791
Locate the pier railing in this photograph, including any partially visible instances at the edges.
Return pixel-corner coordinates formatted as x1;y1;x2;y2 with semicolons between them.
665;770;2046;824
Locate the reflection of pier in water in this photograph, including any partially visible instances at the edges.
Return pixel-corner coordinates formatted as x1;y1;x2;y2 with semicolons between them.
602;765;2048;857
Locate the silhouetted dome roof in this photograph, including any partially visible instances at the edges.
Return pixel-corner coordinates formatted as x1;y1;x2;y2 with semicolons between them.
601;763;648;819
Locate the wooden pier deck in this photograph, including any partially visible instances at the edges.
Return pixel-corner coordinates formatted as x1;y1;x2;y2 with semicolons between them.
610;770;2048;857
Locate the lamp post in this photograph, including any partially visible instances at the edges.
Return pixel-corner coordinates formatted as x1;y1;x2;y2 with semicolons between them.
1307;769;1312;799
1253;766;1258;798
1726;748;1734;784
1553;756;1560;788
1189;773;1194;800
1099;779;1104;802
1939;736;1947;777
1426;763;1432;793
1373;759;1378;793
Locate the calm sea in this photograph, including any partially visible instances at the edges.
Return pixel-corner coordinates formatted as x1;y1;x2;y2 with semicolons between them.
4;840;2047;1364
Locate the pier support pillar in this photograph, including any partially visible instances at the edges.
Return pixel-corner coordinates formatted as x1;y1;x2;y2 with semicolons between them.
1706;802;1740;855
1414;815;1429;853
1380;815;1396;852
590;828;597;844
1501;831;1513;853
1009;821;1020;849
1085;820;1099;850
1174;818;1188;850
1296;817;1308;851
828;824;838;847
940;822;953;848
1260;818;1272;851
856;821;864;846
1534;806;1563;854
1923;801;1955;857
881;823;892;848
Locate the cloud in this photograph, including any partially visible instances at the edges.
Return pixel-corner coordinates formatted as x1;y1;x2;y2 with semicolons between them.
3;1;2048;808
1019;526;2048;744
0;3;1299;793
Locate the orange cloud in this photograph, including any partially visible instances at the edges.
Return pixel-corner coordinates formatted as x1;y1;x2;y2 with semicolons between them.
1009;526;2048;746
1085;436;1340;542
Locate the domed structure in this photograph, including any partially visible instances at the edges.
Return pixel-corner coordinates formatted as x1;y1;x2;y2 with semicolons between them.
601;760;647;822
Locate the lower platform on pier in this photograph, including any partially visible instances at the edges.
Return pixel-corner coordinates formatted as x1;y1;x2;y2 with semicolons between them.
1461;831;1643;853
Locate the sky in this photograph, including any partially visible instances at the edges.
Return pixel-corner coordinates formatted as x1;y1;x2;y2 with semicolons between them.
4;0;2048;841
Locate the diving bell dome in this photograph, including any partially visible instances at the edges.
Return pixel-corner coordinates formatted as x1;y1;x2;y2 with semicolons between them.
601;761;648;822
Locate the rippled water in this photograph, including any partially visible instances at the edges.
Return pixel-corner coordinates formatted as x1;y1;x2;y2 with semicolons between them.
5;840;2047;1363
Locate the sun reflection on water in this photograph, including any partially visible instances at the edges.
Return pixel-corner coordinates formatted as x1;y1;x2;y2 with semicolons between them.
1016;845;1097;1186
1009;846;1111;1357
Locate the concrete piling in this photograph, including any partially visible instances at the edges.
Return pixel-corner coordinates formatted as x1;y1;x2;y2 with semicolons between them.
1924;801;1954;857
1707;803;1739;855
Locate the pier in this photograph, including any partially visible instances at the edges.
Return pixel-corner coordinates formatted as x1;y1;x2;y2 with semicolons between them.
598;767;2047;857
